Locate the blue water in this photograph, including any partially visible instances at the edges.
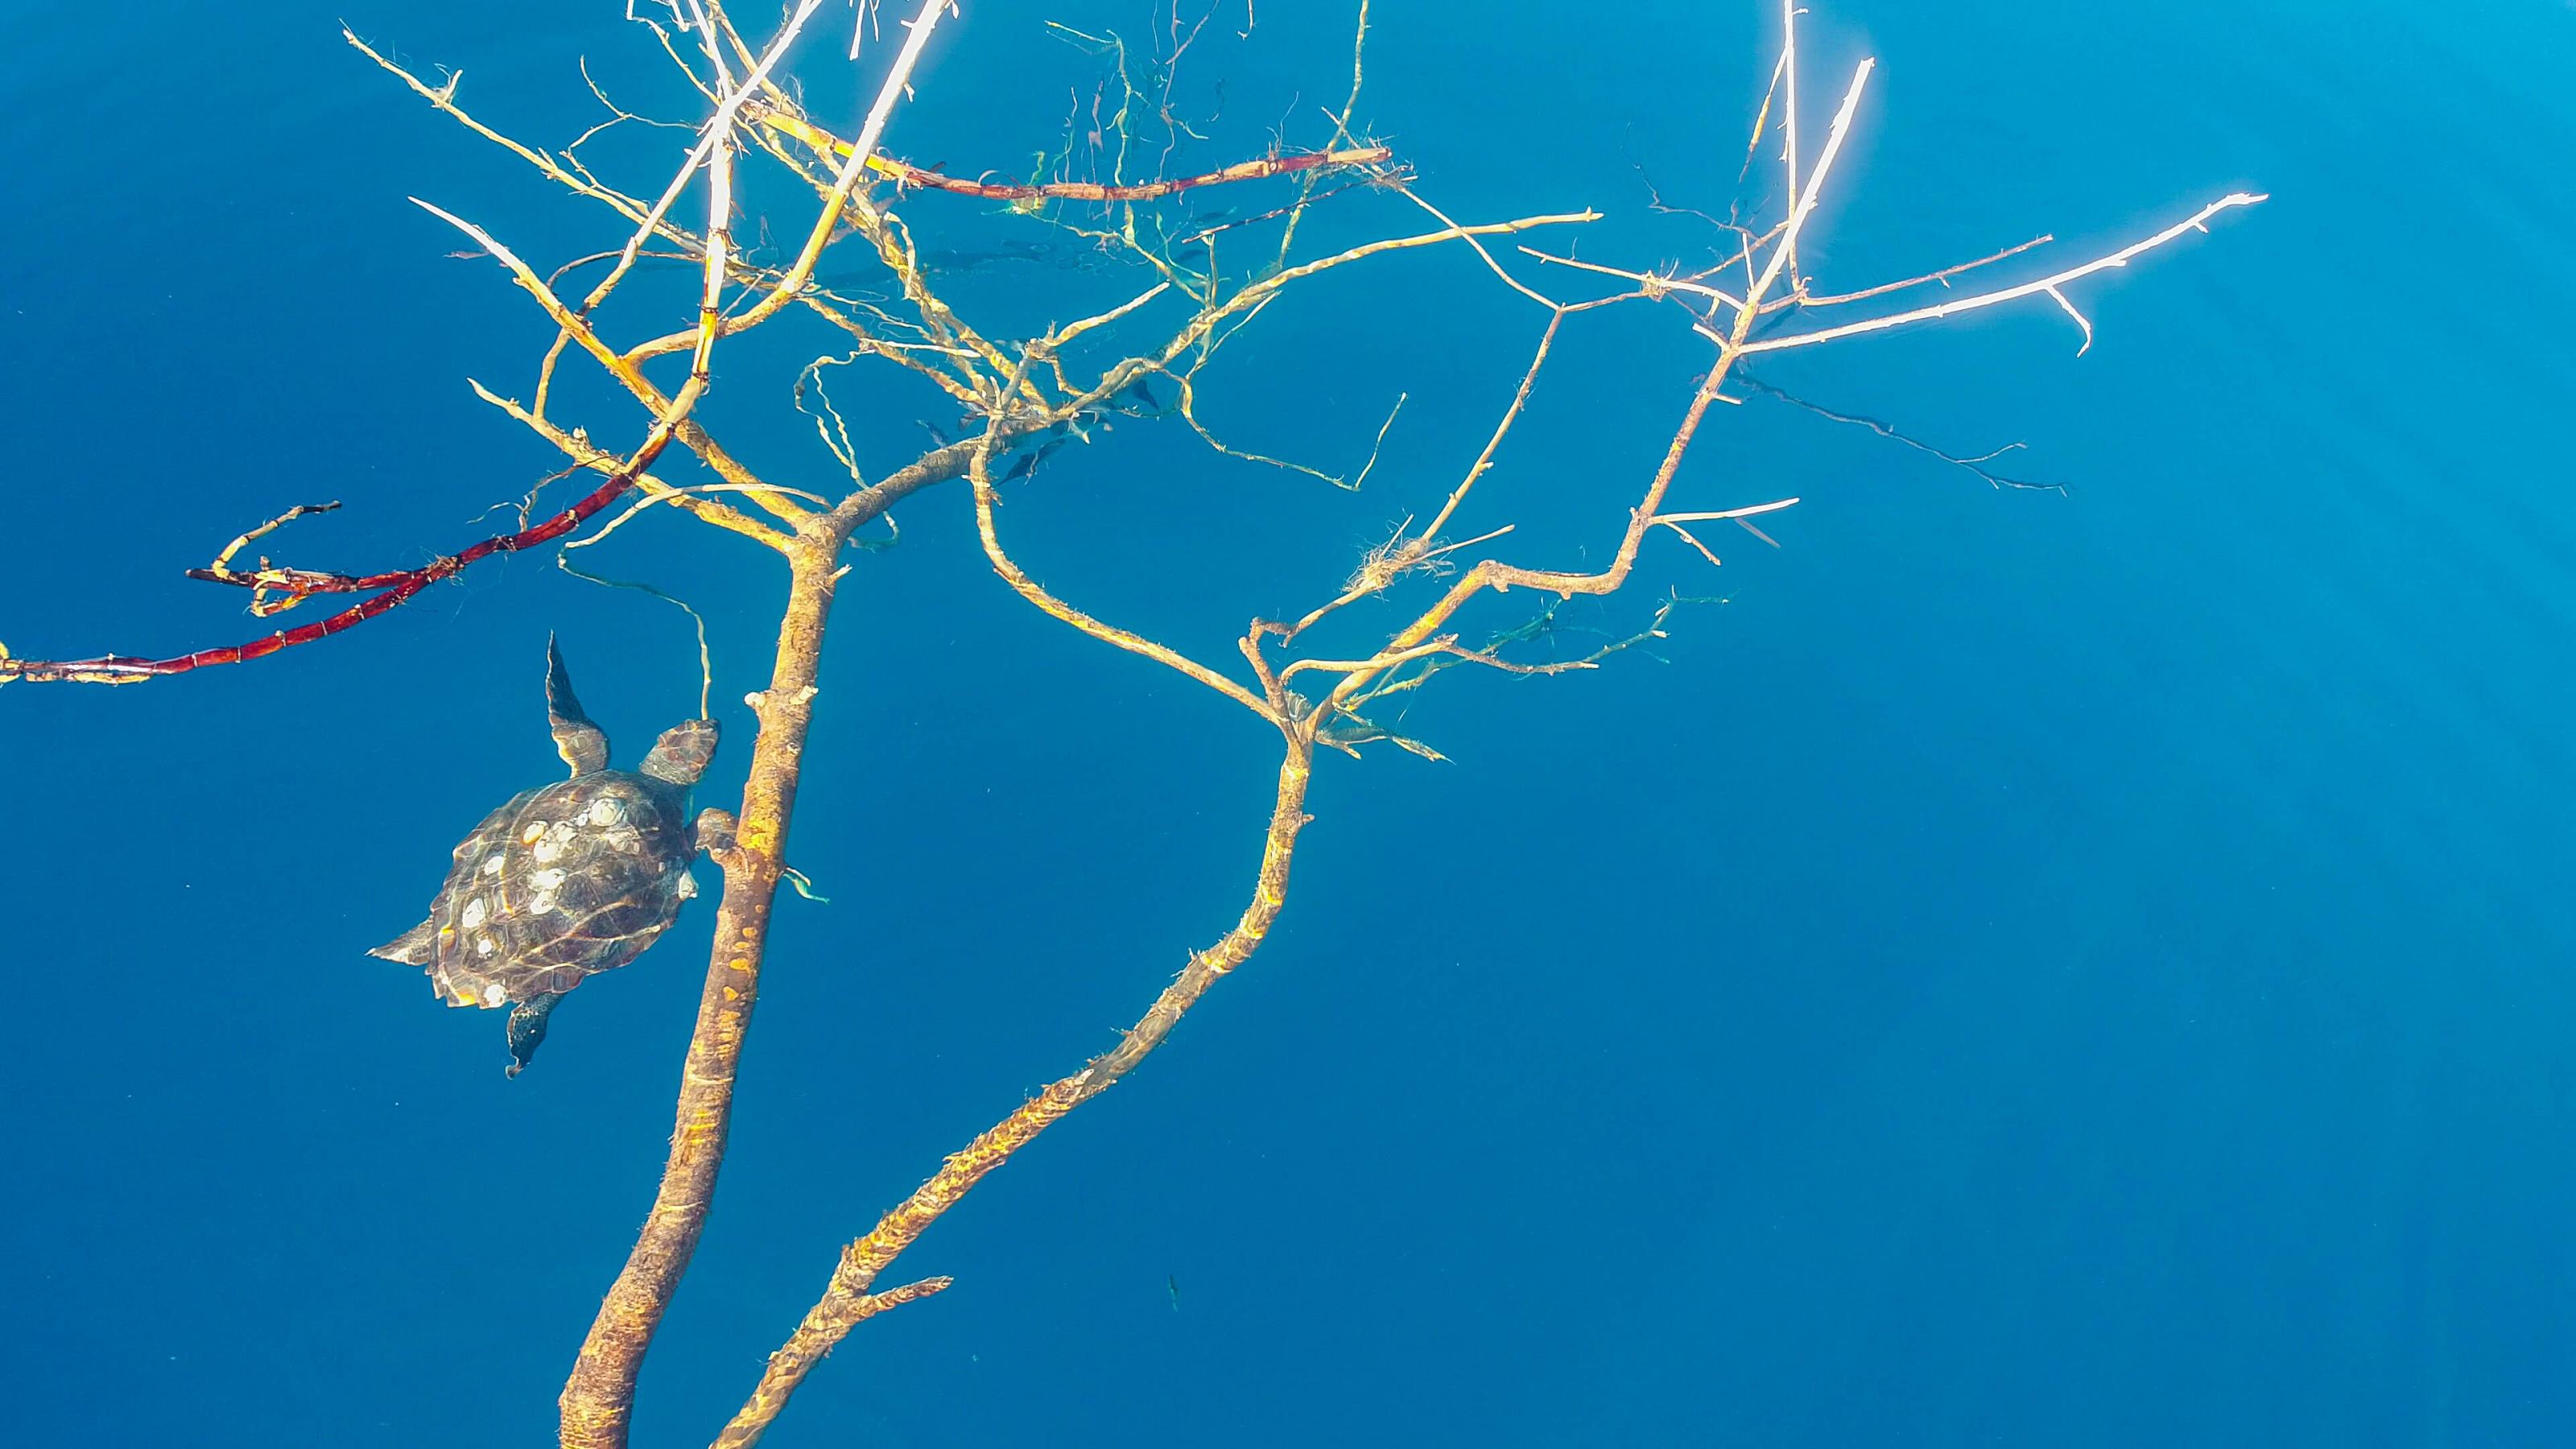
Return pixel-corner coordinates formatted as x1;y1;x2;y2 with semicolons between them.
5;2;2572;1444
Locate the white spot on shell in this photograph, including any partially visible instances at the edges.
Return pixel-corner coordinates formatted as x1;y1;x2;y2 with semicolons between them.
530;819;579;865
529;891;559;915
480;855;506;877
460;897;489;929
476;935;497;956
520;820;549;844
481;983;506;1007
588;798;625;827
530;868;568;890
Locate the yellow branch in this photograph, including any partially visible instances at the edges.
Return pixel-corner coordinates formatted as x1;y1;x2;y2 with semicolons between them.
717;743;1317;1445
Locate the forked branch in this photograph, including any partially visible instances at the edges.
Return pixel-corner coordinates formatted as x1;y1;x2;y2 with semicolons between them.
717;741;1319;1447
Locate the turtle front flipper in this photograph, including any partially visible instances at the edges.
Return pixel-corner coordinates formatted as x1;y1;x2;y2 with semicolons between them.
673;807;738;903
546;635;611;777
505;991;566;1079
370;919;439;966
641;717;720;786
691;807;738;857
685;807;830;902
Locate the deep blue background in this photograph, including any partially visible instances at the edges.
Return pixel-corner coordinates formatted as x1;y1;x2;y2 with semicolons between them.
5;2;2572;1444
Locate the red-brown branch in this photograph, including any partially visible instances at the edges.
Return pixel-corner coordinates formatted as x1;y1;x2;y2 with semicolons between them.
2;460;661;685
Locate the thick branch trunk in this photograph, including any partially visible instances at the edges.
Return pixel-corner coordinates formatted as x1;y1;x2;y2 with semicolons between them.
559;534;842;1449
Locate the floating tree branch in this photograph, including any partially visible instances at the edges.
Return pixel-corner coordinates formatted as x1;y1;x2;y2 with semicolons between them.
3;10;2256;1449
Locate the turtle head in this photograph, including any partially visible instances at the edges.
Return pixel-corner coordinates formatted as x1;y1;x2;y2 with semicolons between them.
504;991;565;1080
639;717;719;786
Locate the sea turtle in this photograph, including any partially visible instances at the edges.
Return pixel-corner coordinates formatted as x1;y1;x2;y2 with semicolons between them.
372;636;733;1077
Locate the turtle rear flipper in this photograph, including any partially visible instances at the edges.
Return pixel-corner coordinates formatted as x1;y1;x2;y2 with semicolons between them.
370;919;439;966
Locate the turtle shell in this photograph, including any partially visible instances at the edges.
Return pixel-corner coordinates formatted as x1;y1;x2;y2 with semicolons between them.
411;768;701;1009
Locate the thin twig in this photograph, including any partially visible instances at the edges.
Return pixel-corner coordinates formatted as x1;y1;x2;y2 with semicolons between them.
1720;193;2267;355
